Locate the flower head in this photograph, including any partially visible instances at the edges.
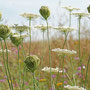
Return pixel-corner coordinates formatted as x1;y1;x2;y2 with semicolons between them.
34;25;53;32
12;25;29;33
20;13;40;20
62;6;80;12
52;48;77;56
72;12;90;18
0;49;11;53
54;26;76;33
10;33;22;47
56;82;62;87
42;67;64;73
39;6;50;20
39;79;46;82
24;55;40;72
0;24;11;40
64;85;86;90
87;5;90;13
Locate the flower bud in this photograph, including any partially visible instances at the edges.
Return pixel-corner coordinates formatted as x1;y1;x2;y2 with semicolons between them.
10;33;22;47
0;24;11;40
39;6;50;20
87;5;90;13
24;55;40;72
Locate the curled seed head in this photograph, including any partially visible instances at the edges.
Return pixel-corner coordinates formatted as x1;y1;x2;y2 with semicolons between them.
39;6;50;20
0;24;11;40
24;55;40;72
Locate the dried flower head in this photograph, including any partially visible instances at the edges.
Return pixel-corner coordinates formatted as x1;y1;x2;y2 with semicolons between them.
34;25;53;32
0;24;11;40
39;6;50;20
0;49;11;53
64;85;86;90
87;5;90;13
12;25;29;33
72;12;90;18
20;13;40;20
54;26;76;33
0;12;2;20
62;6;80;12
10;33;22;47
24;55;40;72
52;48;77;56
42;67;64;73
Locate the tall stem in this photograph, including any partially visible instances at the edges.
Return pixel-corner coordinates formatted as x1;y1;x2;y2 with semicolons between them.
69;11;71;27
29;19;31;56
62;55;65;90
46;20;52;88
33;72;35;90
1;40;11;90
4;39;13;90
17;46;21;90
84;56;90;88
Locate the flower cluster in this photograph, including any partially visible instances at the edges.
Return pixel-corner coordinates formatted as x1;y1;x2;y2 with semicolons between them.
42;67;64;73
52;48;77;56
64;85;86;90
54;26;76;33
0;49;11;53
20;13;40;20
62;6;80;11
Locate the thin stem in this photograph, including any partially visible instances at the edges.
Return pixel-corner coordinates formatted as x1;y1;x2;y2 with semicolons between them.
46;20;52;88
33;72;35;90
17;46;21;90
4;39;13;90
84;56;90;88
0;40;11;90
29;19;31;56
62;55;65;90
69;11;71;27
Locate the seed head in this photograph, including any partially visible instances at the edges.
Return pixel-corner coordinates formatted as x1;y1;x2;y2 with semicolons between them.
87;5;90;13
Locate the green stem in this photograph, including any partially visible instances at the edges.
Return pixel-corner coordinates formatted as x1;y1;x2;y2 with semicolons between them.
33;72;35;90
29;19;31;56
4;39;13;90
0;40;11;90
62;55;65;90
17;46;21;90
84;56;90;88
46;20;52;88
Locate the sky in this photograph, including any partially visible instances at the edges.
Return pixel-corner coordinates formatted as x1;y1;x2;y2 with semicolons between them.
0;0;90;40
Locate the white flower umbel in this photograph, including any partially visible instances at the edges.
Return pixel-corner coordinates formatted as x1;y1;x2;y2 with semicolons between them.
54;26;76;33
20;13;40;20
12;34;28;38
34;25;53;32
52;48;77;56
0;49;11;53
64;85;86;90
72;12;90;18
62;6;80;11
42;67;65;73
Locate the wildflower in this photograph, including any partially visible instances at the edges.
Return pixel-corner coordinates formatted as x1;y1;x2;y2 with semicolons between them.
10;33;22;47
54;26;76;33
0;49;11;53
74;57;79;60
39;79;46;82
64;85;86;90
42;67;64;73
71;12;90;18
0;79;5;82
20;13;40;20
0;12;2;20
76;72;83;78
0;24;11;40
52;74;56;78
52;48;77;56
56;82;62;87
87;5;90;13
62;6;80;12
19;59;23;63
39;6;50;20
11;25;29;33
24;55;40;72
34;25;53;32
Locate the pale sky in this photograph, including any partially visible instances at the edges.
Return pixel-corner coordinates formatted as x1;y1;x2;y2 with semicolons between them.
0;0;90;40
